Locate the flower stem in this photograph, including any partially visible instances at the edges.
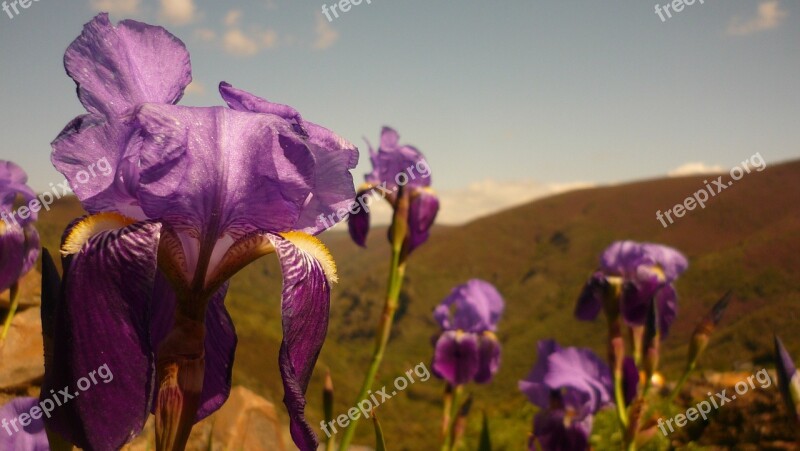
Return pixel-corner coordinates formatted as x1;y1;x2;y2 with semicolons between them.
670;362;694;402
442;385;463;451
441;384;453;442
0;283;20;346
338;244;407;450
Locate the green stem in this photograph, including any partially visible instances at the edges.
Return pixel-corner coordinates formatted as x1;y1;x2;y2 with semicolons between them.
441;384;453;445
338;246;406;450
442;385;463;451
670;362;695;402
0;283;20;345
613;368;628;429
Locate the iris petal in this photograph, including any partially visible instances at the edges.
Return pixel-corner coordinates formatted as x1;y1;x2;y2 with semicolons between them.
407;188;439;254
268;232;334;451
44;219;161;450
219;82;359;235
474;333;502;384
0;398;49;451
574;272;607;321
434;279;504;333
432;331;480;386
347;187;374;247
64;13;191;119
133;104;314;240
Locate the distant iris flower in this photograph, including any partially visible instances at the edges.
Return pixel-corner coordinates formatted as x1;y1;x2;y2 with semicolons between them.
774;336;800;423
47;14;356;451
518;340;613;451
432;279;504;385
0;161;39;294
347;127;439;254
0;398;48;451
575;241;688;335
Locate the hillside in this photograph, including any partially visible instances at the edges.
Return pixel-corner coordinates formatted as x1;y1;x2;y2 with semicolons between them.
34;158;800;449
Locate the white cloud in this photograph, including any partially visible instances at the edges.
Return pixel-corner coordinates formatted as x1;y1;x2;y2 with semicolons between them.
727;0;788;36
160;0;197;26
184;80;206;96
89;0;140;16
260;30;279;49
313;14;339;50
667;162;724;177
224;9;242;27
193;28;216;42
341;180;595;227
223;29;260;56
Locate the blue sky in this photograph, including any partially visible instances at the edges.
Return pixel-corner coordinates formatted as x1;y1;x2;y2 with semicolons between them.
0;0;797;223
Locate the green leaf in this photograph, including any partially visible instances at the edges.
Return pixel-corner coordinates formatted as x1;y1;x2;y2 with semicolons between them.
478;412;491;451
372;411;387;451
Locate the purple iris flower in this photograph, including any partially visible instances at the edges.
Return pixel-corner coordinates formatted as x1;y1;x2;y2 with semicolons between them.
0;161;40;294
431;280;504;385
518;340;613;451
775;336;800;422
575;240;688;336
347;127;439;254
0;398;49;451
47;14;356;451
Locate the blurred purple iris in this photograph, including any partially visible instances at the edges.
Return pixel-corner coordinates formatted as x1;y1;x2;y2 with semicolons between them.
0;398;49;451
47;14;356;451
775;336;800;422
575;240;688;336
431;280;504;385
0;161;40;295
347;127;439;254
518;340;613;451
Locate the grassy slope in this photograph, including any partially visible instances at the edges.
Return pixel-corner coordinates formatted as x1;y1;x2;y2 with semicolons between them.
37;159;800;450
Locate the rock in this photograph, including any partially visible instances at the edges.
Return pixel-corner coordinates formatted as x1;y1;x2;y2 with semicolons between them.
124;386;286;451
0;270;42;309
210;386;286;451
0;308;44;389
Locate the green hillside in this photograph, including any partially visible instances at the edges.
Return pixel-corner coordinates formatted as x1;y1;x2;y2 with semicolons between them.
36;159;800;450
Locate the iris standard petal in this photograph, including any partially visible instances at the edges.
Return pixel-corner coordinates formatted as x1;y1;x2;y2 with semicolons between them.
518;339;561;409
433;331;481;386
64;13;191;119
0;160;38;219
44;218;161;450
149;275;237;422
574;272;607;321
51;114;146;217
435;279;504;333
219;83;359;235
599;240;643;277
134;104;314;241
542;346;613;412
474;333;502;384
0;398;50;451
268;232;336;451
366;127;431;190
640;243;688;281
407;187;439;254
